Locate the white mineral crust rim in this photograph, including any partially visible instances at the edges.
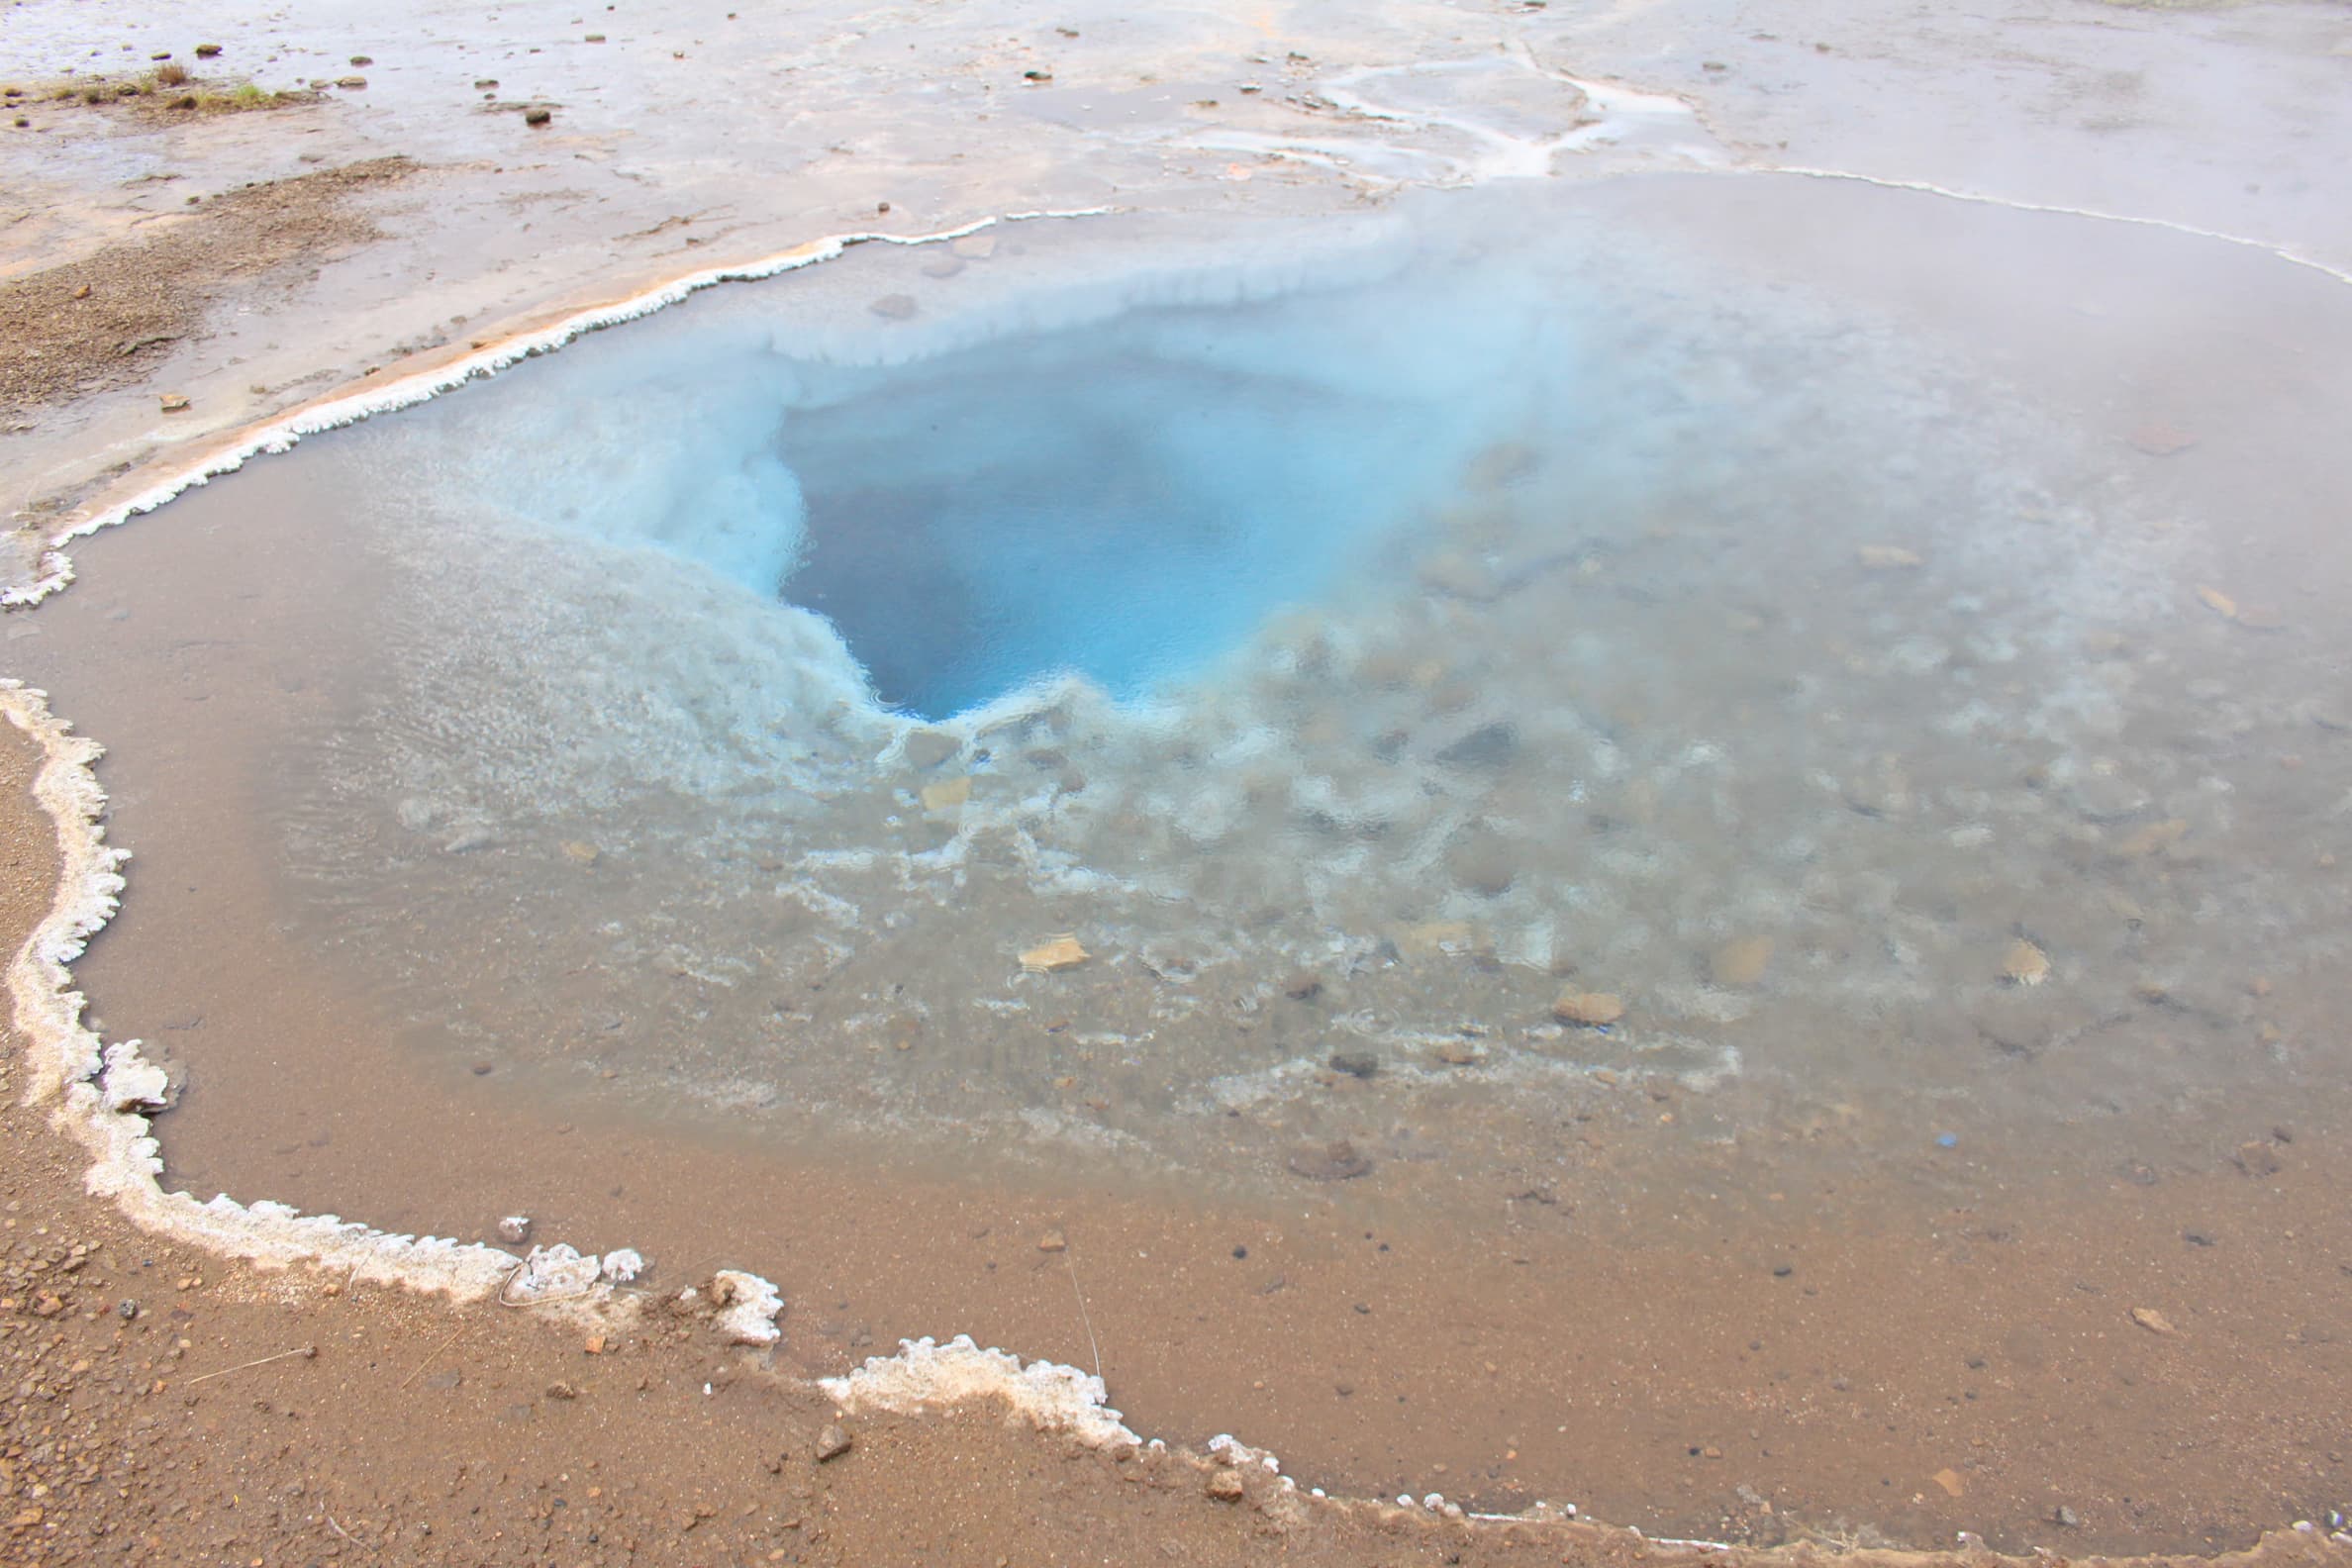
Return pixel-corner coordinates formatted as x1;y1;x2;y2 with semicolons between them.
0;209;1114;613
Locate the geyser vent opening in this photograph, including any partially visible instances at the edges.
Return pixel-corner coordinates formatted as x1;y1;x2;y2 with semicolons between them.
770;318;1496;721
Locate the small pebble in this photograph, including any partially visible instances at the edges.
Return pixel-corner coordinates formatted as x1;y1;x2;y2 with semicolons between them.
1551;990;1624;1028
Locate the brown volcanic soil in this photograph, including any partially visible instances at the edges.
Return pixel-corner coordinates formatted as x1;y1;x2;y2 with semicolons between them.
0;157;410;417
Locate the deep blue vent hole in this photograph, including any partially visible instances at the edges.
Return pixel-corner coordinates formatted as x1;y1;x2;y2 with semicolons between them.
768;311;1490;722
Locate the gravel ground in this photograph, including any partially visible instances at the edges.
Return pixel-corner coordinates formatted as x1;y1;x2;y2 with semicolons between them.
0;158;411;416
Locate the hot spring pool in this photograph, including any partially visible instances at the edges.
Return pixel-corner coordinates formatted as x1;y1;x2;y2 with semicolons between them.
14;172;2352;1548
23;179;2352;1200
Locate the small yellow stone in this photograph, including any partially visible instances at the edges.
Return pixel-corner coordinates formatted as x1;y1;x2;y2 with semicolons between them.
1708;935;1774;987
2002;938;2051;987
920;775;972;812
1392;921;1480;959
558;839;601;865
2111;819;2187;858
1552;990;1624;1028
1019;935;1088;974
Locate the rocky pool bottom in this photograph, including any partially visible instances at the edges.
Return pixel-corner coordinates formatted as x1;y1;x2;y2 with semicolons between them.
5;177;2350;1550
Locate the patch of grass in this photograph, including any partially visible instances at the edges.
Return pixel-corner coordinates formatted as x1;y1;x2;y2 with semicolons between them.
22;69;316;119
176;77;313;115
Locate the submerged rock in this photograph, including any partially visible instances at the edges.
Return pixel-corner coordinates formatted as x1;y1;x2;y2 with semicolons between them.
2001;938;2051;987
1286;1139;1373;1181
919;775;971;812
1392;921;1483;960
1019;935;1088;973
1433;721;1519;770
2064;772;2151;824
902;728;962;770
1707;935;1774;988
1445;829;1518;897
1552;990;1624;1028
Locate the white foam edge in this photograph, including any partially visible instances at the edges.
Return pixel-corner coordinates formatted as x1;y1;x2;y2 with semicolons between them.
712;1268;785;1344
822;1333;1141;1449
2;676;540;1301
0;208;1115;612
1205;53;1723;186
1768;165;2352;290
824;1335;1635;1530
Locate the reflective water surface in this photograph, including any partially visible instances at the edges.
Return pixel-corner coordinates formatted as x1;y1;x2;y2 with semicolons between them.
13;175;2352;1548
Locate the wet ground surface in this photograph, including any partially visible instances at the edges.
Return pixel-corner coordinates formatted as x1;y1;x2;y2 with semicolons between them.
7;0;2351;542
6;0;2352;1560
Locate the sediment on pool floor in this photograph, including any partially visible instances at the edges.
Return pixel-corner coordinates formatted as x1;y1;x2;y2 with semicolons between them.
10;179;2352;1559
